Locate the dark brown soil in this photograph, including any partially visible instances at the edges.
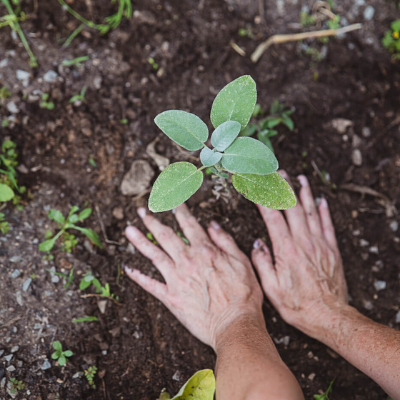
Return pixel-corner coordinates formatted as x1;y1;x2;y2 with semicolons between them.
0;0;399;399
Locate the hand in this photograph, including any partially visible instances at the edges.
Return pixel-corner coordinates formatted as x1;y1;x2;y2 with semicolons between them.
125;204;264;350
251;172;349;338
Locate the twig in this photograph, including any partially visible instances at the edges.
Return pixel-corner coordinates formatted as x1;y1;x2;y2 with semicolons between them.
230;41;246;56
0;315;21;328
251;23;362;63
95;205;122;245
132;188;150;201
80;294;122;306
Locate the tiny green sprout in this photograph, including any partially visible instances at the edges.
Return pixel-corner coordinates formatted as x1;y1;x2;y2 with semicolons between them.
51;340;73;366
314;379;335;400
47;267;74;288
61;55;90;67
0;213;10;233
80;271;116;299
30;273;37;279
177;231;190;245
88;156;97;168
120;118;128;125
84;365;98;389
238;27;253;38
382;20;400;59
40;93;55;110
8;377;25;394
300;11;316;27
69;86;87;104
148;57;159;70
149;76;297;212
39;206;102;253
2;118;9;128
0;85;11;100
73;316;98;323
146;232;157;244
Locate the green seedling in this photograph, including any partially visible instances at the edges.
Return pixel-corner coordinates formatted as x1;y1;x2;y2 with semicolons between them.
238;27;253;38
0;140;26;207
240;100;294;152
120;118;128;125
300;11;316;27
88;156;97;168
61;55;90;67
158;369;215;400
40;93;55;110
84;365;98;389
146;232;157;244
39;206;102;253
47;267;74;288
0;212;9;233
149;76;296;212
177;231;189;245
0;0;38;67
382;20;400;59
0;85;11;100
80;271;117;299
2;118;9;128
148;57;159;70
73;316;98;323
314;379;334;400
69;86;87;104
8;377;25;394
51;340;73;366
105;0;132;29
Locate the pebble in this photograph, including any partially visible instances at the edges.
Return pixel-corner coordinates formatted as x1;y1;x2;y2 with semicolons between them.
10;346;19;353
172;370;182;381
93;76;102;89
331;118;353;134
120;160;155;196
16;291;23;306
389;221;398;232
9;255;22;263
6;337;11;343
360;239;369;247
126;243;136;254
49;267;60;283
0;350;3;357
43;70;58;83
17;361;22;368
395;311;400;323
352;149;362;166
362;127;371;137
4;355;13;362
112;207;124;220
16;69;30;81
7;101;19;114
369;246;379;254
374;280;386;291
0;58;8;68
308;373;316;381
73;372;83;379
41;359;51;370
363;5;375;21
22;278;32;292
6;366;15;372
84;239;94;254
11;269;21;279
0;377;5;388
363;299;373;310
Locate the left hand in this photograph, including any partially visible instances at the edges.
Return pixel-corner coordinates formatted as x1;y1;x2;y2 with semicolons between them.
125;204;264;350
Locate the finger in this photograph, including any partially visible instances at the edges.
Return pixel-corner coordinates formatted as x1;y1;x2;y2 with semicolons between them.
124;266;168;302
278;170;309;238
174;203;210;244
207;220;247;261
137;207;187;257
298;175;322;235
251;239;278;291
125;226;174;278
318;198;338;249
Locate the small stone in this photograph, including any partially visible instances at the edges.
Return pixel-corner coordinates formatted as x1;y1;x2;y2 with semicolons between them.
9;256;22;263
12;327;17;334
11;269;21;279
84;240;93;253
363;300;373;310
352;134;362;148
112;207;124;220
351;210;358;219
93;76;102;89
133;331;141;339
369;246;379;254
6;337;11;343
352;149;362;166
0;58;8;68
374;280;386;291
126;243;135;254
389;221;398;232
172;370;182;381
16;291;23;306
331;118;353;134
49;267;60;283
352;229;360;236
7;101;19;114
6;365;15;372
0;350;4;357
395;311;400;323
73;372;84;379
102;350;107;355
359;239;369;247
98;300;107;314
17;361;22;368
10;346;19;353
82;127;92;137
0;377;5;388
363;5;375;20
41;359;51;370
22;278;32;292
308;373;316;381
43;70;58;83
16;69;30;81
362;127;371;137
121;160;155;196
4;354;13;362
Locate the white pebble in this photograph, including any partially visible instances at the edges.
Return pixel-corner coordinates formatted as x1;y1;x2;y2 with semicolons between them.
389;221;398;232
374;280;386;291
363;6;375;21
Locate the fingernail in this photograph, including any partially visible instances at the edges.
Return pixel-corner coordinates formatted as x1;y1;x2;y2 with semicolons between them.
210;220;221;230
253;238;263;249
320;197;328;208
124;265;133;273
297;175;308;187
137;207;147;218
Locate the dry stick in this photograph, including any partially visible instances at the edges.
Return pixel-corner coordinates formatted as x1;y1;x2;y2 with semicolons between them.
251;23;362;63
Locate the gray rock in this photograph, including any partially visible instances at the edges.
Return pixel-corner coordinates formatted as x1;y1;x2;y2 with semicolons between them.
172;370;182;381
6;365;15;372
120;160;155;196
363;6;375;21
390;221;399;232
43;70;58;83
9;255;22;263
126;243;135;254
22;278;32;292
0;58;8;68
10;346;19;353
360;239;369;247
17;361;23;368
72;371;84;379
352;149;362;166
0;350;4;357
369;246;379;254
363;299;373;310
0;377;5;388
16;69;30;81
49;267;60;283
331;118;353;134
11;269;21;279
7;101;19;114
4;354;13;362
41;359;51;370
395;311;400;323
374;280;386;291
362;127;371;137
16;291;23;306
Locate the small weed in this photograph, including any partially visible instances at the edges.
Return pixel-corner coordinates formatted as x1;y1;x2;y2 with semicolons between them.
84;365;98;389
0;212;9;233
300;11;316;27
39;206;102;253
148;57;159;70
69;86;87;104
177;231;190;245
240;100;294;152
61;55;90;67
0;85;11;100
238;27;253;38
8;377;25;394
88;156;97;168
51;340;73;366
30;273;37;279
40;93;55;110
80;271;117;299
120;118;128;125
314;379;334;400
382;20;400;59
146;232;157;244
105;0;132;29
73;316;98;323
47;267;75;288
2;118;9;128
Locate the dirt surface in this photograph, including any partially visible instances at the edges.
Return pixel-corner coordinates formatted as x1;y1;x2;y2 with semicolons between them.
1;0;400;399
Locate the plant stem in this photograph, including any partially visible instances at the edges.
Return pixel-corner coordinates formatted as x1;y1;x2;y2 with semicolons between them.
61;23;84;48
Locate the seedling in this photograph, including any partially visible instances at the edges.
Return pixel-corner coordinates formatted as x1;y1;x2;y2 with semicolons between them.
238;27;253;38
148;57;159;70
8;377;25;394
300;11;316;27
88;156;97;168
120;118;128;125
146;232;157;244
241;100;294;152
73;316;98;323
84;366;98;389
382;20;400;59
51;340;73;366
47;267;74;288
80;271;117;299
40;93;55;110
149;76;296;212
69;86;87;104
0;85;11;100
39;206;102;253
0;212;9;233
61;55;90;67
314;379;334;400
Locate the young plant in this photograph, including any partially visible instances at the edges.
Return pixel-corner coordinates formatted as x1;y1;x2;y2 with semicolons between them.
240;100;294;152
8;377;25;394
148;57;159;70
39;206;102;253
80;271;116;299
47;267;75;288
73;316;98;323
382;20;400;59
84;366;98;389
69;86;87;104
61;55;90;67
314;379;334;400
51;341;73;366
0;85;11;100
40;93;55;110
0;212;9;233
149;75;296;212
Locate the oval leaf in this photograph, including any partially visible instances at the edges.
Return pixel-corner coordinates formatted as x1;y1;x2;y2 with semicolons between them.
39;237;57;252
73;227;102;248
149;162;203;212
0;184;14;202
210;75;257;131
232;172;297;209
155;110;208;151
78;208;92;220
221;137;278;175
200;147;222;167
211;120;241;151
48;209;65;224
172;369;215;400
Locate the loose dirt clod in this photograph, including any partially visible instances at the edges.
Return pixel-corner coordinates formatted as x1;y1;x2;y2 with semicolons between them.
120;160;155;196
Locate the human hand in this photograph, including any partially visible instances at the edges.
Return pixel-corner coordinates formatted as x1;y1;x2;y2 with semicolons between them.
251;172;349;338
125;204;264;350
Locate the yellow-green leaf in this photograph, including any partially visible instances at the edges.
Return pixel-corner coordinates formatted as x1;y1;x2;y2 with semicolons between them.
172;370;215;400
0;184;14;202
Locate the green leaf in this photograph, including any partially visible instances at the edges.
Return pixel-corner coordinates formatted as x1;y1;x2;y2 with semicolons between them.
73;316;99;323
39;237;57;252
53;341;62;351
257;133;273;152
210;120;242;151
48;209;65;224
63;350;73;357
391;20;400;31
80;273;94;290
232;172;297;209
211;75;257;131
0;183;14;202
221;137;278;175
171;369;215;400
73;226;102;248
149;162;204;212
78;208;92;220
282;114;294;130
154;110;208;151
239;122;258;137
69;214;79;223
51;352;59;359
200;147;222;167
261;117;281;129
58;356;66;366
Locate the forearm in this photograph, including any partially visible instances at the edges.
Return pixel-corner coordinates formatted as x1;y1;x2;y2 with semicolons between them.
312;305;400;398
215;314;304;400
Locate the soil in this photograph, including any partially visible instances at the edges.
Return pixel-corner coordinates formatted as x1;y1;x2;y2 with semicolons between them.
0;0;400;399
